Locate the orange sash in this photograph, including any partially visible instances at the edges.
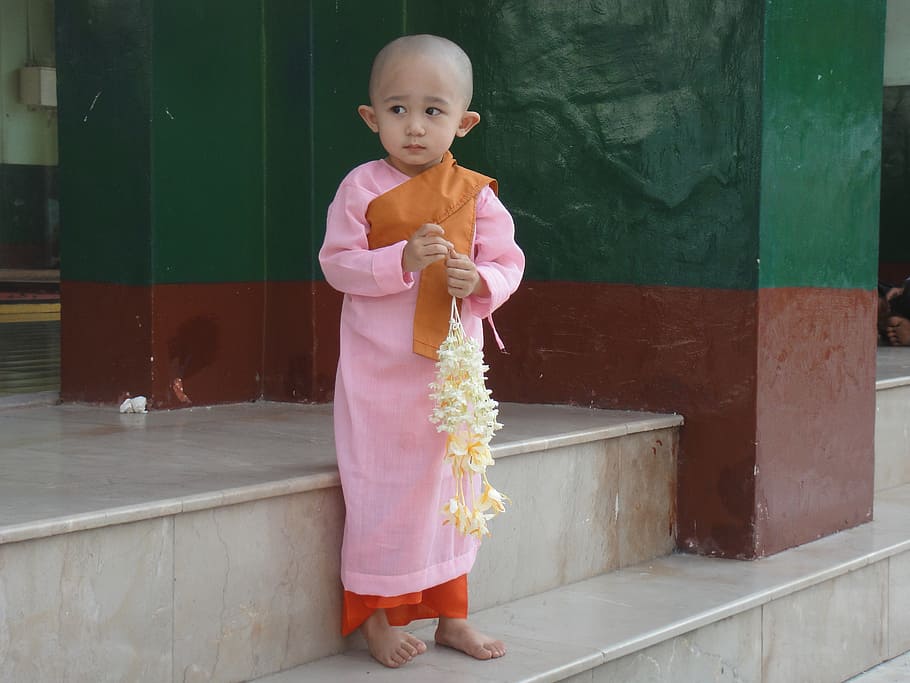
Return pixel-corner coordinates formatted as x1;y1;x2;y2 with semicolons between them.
366;151;496;359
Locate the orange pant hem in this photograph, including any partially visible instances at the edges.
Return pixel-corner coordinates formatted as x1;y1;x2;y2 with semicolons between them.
341;574;468;636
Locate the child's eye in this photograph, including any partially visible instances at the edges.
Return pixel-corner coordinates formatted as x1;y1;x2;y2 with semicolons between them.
426;107;442;116
390;105;406;114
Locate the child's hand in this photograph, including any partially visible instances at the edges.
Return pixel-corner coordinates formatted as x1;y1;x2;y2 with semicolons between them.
446;251;488;299
402;223;453;273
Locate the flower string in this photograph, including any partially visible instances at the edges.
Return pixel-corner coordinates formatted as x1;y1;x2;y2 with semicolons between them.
429;298;509;538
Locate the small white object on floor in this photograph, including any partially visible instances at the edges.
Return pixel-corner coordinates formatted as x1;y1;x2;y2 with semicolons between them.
119;396;148;414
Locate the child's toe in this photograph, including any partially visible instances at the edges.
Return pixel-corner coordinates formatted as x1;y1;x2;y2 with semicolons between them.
407;634;427;654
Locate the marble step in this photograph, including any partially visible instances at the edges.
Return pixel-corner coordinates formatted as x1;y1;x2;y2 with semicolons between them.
875;349;910;492
253;483;910;683
0;401;680;683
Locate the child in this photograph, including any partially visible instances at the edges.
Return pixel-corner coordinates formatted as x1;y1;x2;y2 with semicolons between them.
319;34;524;668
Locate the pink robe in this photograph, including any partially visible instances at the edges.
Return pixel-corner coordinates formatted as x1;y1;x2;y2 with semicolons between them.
319;159;525;597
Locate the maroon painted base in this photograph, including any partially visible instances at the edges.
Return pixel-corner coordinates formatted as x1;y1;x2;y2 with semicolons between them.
62;281;265;408
62;280;342;409
482;281;875;558
61;281;153;405
754;287;875;555
262;280;340;403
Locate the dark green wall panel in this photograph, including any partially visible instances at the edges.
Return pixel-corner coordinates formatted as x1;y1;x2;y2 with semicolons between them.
304;1;485;283
263;0;311;282
438;1;764;289
151;1;265;284
0;164;58;269
268;0;409;282
310;0;412;242
56;0;889;293
880;85;910;267
57;0;152;285
759;0;885;289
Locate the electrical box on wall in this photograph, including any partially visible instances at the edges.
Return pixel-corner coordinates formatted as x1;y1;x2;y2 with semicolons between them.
19;66;57;108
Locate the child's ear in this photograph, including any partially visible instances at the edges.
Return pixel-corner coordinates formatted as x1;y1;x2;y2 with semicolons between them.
456;111;481;138
358;105;379;133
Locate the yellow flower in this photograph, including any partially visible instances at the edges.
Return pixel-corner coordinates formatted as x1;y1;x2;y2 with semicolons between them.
466;508;493;538
478;482;507;514
441;497;472;535
430;297;510;539
466;440;494;473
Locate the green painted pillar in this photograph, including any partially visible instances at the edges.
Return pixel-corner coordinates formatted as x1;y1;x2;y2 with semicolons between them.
55;1;424;407
57;1;267;406
447;0;885;557
752;1;885;552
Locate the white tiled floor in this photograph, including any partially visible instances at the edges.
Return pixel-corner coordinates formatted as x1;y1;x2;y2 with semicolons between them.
849;650;910;682
1;349;906;682
876;346;910;388
0;400;678;543
251;484;910;682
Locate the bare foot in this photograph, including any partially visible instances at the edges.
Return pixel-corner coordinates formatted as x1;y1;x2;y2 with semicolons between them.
360;609;427;668
887;316;910;346
435;617;506;660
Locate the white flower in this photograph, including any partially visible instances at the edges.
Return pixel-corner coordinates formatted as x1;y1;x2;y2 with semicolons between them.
477;482;508;514
429;298;509;540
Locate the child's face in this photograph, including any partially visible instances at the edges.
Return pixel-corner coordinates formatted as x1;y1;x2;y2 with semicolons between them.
358;55;480;177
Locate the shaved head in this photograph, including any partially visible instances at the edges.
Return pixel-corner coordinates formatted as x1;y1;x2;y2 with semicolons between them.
368;34;474;108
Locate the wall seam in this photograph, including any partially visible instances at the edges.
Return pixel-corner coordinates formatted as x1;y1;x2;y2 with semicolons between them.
149;0;158;404
260;0;269;400
307;1;318;400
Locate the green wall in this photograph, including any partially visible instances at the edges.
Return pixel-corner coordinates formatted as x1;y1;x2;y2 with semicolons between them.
263;0;311;283
59;1;265;285
57;0;151;284
430;2;765;289
59;1;769;291
150;1;264;284
57;1;886;293
58;1;419;286
759;0;886;289
880;85;910;269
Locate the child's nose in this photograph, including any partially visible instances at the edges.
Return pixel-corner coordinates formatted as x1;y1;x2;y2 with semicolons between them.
406;117;425;136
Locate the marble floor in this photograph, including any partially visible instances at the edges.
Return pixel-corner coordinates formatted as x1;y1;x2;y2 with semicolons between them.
1;346;903;545
0;400;678;544
876;345;910;387
855;351;910;683
1;349;908;682
253;483;910;682
850;650;910;682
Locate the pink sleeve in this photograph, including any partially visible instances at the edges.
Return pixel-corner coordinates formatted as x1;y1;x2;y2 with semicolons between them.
318;182;414;297
469;186;525;319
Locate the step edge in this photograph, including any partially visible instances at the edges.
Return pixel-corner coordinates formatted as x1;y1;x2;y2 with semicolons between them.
268;486;910;681
0;414;681;545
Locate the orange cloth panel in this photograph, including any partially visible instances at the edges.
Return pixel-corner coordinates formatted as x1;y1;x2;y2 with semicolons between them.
341;574;468;636
365;151;496;359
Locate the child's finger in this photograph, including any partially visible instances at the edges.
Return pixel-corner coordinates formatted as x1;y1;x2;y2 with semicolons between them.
420;235;453;250
416;223;445;237
446;256;474;271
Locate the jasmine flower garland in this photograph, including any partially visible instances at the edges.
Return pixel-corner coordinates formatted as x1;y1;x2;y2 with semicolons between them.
429;297;509;538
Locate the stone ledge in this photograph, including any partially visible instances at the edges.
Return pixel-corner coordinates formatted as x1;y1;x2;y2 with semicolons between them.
253;484;910;683
0;401;681;545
